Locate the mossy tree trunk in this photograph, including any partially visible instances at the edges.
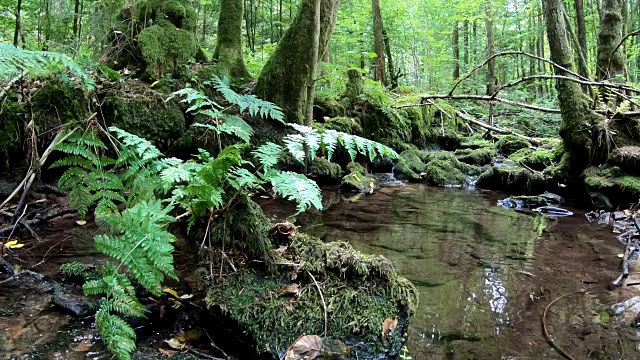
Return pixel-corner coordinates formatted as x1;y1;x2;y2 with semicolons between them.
484;0;497;95
596;0;626;82
214;0;251;79
372;0;386;85
453;22;460;80
255;0;341;123
543;0;604;177
306;0;321;126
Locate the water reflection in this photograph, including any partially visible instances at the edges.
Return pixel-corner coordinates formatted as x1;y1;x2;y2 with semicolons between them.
286;184;636;359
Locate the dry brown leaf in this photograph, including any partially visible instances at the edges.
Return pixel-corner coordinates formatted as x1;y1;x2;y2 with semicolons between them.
165;338;185;350
381;316;398;342
279;283;300;297
159;348;178;357
291;335;323;359
175;329;202;342
73;340;92;352
284;349;296;360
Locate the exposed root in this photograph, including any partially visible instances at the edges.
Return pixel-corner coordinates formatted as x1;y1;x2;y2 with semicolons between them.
542;292;584;360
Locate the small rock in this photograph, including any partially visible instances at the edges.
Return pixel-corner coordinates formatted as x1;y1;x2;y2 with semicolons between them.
52;290;96;317
614;211;629;220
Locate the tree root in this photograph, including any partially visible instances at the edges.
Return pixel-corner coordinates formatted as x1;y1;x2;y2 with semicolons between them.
542;292;584;360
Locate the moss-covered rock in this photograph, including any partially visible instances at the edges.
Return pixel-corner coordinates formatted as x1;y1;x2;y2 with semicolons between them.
341;162;377;193
459;133;493;149
314;96;347;120
101;86;186;151
495;135;532;156
583;165;640;206
136;0;199;79
508;148;555;171
393;150;481;186
477;164;548;194
455;148;496;166
309;157;342;185
206;234;417;359
393;150;427;181
424;159;466;186
609;146;640;175
359;103;412;149
322;117;363;136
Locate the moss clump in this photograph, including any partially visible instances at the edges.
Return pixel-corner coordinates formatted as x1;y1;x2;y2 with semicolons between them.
477;165;548;194
360;104;412;149
424;159;466;186
495;135;532;156
403;106;433;147
393;150;427;181
509;148;555;171
584;165;640;195
309;157;342;184
459;134;493;149
455;148;495;166
59;262;100;283
342;162;377;193
322;117;363;136
102;90;186;151
206;234;417;357
314;96;347;119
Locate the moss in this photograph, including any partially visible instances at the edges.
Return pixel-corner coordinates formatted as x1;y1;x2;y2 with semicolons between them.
314;96;347;119
584;165;640;196
477;165;548;194
213;0;251;79
343;68;364;102
360;103;412;149
455;148;495;166
341;162;377;193
404;106;433;147
609;146;640;174
206;234;417;357
322;117;363;136
0;96;23;158
102;91;186;151
393;150;426;181
309;157;342;184
424;159;466;186
495;135;531;156
509;148;555;171
459;134;494;149
98;64;122;82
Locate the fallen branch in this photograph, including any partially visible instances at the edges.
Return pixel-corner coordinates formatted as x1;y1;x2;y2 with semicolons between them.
402;94;562;114
308;271;328;338
0;209;77;237
542;292;583;360
609;28;640;73
0;71;28;101
454;110;542;145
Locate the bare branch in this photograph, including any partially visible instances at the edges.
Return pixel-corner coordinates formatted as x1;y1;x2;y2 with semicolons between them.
414;94;562;113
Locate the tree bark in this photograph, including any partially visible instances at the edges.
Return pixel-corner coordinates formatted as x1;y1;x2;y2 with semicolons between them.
463;20;470;67
485;0;497;95
596;0;627;82
214;0;251;79
306;0;321;126
573;0;589;84
372;0;387;85
73;0;81;40
543;0;603;176
383;29;397;89
453;22;460;80
255;0;341;123
13;0;23;47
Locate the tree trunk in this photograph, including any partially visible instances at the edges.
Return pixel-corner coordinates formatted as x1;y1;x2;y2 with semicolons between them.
372;0;387;85
13;0;23;47
574;0;589;89
383;29;397;89
543;0;603;177
463;20;470;67
255;0;341;123
306;0;321;126
453;22;460;80
485;0;497;95
214;0;251;79
73;0;80;40
596;0;627;82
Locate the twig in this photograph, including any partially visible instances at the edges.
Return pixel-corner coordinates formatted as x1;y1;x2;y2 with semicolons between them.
609;28;640;73
454;110;542;145
30;236;72;268
184;345;225;360
307;271;328;338
0;209;77;237
412;94;562;114
542;292;583;360
0;71;27;101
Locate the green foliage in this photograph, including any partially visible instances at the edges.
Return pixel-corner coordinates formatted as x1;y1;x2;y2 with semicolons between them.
0;43;94;91
59;261;87;280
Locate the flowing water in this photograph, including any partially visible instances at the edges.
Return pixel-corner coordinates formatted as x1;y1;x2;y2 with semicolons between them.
262;183;640;359
3;183;640;359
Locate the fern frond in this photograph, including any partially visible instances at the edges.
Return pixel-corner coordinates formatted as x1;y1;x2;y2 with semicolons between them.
252;142;283;173
268;170;322;213
95;307;136;360
208;76;285;122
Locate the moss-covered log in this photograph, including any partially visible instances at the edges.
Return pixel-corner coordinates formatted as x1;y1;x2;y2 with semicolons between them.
213;0;251;79
543;0;603;177
255;0;341;123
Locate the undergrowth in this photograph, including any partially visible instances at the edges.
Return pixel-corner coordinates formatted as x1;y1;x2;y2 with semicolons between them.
52;77;399;360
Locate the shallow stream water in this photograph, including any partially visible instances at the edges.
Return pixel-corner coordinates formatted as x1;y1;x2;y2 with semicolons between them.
262;184;640;359
3;183;640;359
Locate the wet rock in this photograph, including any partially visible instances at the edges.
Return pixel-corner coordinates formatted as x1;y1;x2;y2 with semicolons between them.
540;191;564;205
590;191;614;210
0;256;14;279
370;156;395;173
52;289;96;317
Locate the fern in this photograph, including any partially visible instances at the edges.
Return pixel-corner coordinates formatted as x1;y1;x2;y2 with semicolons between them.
0;43;95;91
269;170;323;213
207;76;285;123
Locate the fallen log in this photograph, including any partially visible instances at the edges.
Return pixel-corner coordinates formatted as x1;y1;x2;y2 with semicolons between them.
454;110;542;145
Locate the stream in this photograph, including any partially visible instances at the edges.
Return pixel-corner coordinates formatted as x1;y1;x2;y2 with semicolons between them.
2;183;640;359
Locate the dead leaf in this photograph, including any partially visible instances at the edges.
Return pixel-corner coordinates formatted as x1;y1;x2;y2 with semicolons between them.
165;338;185;350
284;349;296;360
291;335;323;360
175;329;202;342
73;340;92;352
279;283;300;297
159;348;178;357
163;288;180;298
275;246;288;256
75;220;87;226
381;316;398;342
